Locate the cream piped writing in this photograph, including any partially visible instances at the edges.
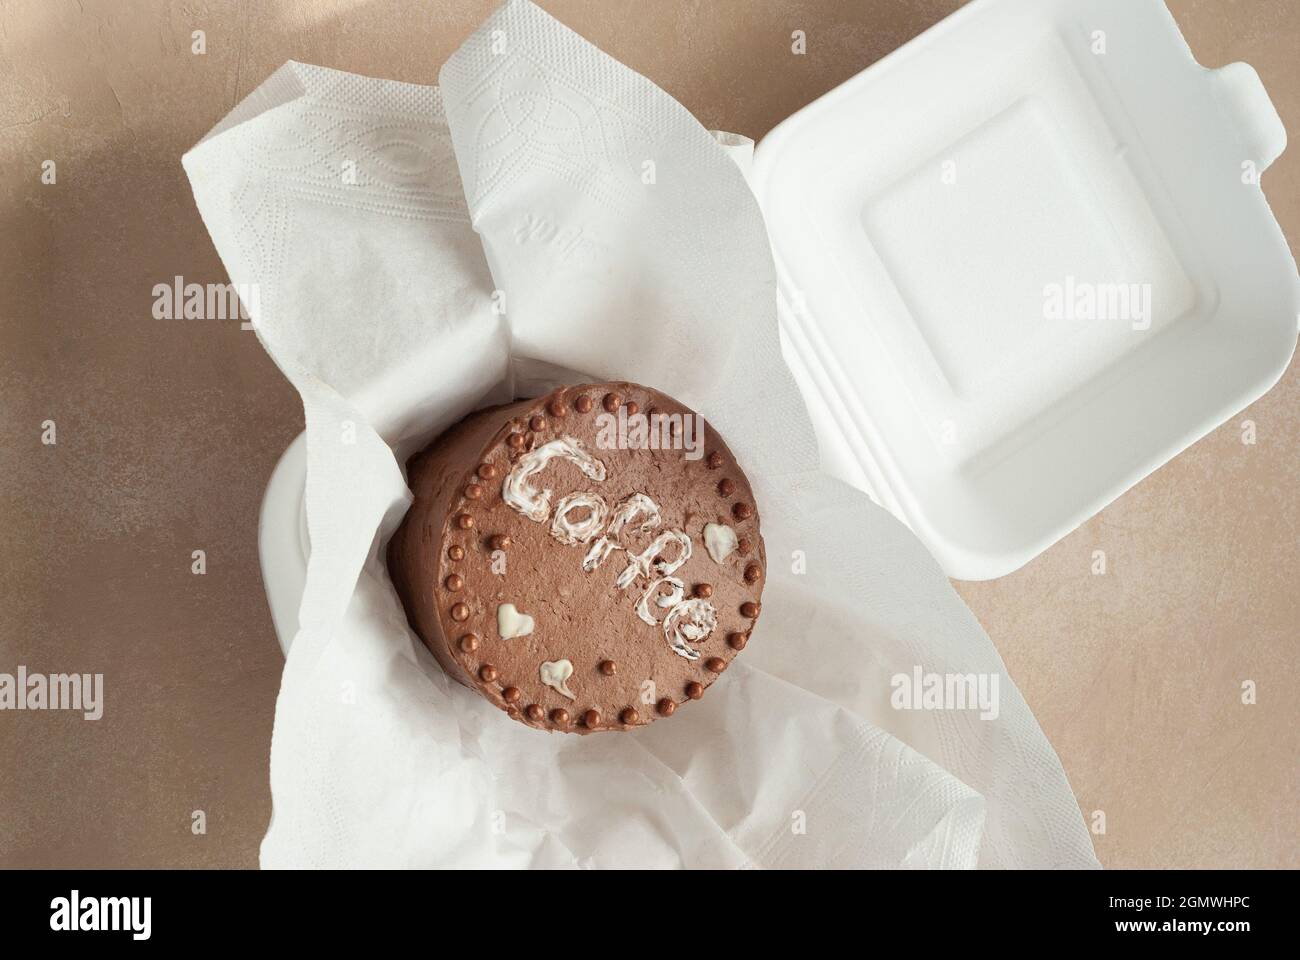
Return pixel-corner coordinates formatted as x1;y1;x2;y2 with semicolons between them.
501;457;717;660
501;437;606;523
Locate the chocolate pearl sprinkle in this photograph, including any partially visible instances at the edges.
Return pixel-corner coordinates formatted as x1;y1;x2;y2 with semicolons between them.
447;545;465;561
685;681;704;700
444;574;463;592
550;708;570;726
656;698;676;717
502;686;521;703
707;451;724;469
619;707;639;725
602;392;621;412
598;659;617;676
547;398;567;418
455;513;474;530
740;601;760;619
694;583;713;599
717;478;736;497
625;401;640;416
705;657;726;674
489;534;511;551
583;709;601;727
464;483;483;500
574;395;593;413
529;415;546;432
737;537;752;555
732;502;753;521
459;634;479;652
479;664;498;683
506;432;525;450
744;563;761;584
476;462;497;480
525;704;544;722
727;632;748;651
451;603;470;622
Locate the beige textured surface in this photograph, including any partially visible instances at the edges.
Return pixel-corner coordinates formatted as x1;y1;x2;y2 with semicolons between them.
0;0;1295;868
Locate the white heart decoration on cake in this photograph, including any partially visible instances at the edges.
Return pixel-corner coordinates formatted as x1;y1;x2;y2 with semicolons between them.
496;603;535;639
703;522;738;564
538;659;576;700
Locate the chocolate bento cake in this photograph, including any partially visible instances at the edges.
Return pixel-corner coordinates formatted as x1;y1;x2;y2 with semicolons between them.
387;381;765;733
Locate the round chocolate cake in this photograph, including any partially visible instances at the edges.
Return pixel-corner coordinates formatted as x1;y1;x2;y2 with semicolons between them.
387;381;765;733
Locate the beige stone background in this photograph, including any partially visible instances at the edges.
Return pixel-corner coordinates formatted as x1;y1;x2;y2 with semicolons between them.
0;0;1295;869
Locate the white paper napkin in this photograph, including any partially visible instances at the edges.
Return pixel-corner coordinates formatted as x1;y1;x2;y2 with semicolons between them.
183;0;1098;869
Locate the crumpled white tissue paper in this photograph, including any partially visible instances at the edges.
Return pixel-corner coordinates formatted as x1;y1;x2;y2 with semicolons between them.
183;0;1099;869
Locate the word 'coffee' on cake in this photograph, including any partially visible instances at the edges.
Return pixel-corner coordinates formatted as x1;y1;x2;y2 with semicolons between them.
502;440;713;660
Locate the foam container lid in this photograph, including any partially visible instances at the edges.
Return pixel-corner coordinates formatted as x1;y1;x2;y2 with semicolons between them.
751;0;1299;580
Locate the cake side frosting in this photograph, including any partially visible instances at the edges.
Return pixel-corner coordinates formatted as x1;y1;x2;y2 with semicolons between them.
387;399;534;687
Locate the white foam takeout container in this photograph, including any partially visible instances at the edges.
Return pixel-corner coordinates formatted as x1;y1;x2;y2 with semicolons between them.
750;0;1298;579
260;0;1300;653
